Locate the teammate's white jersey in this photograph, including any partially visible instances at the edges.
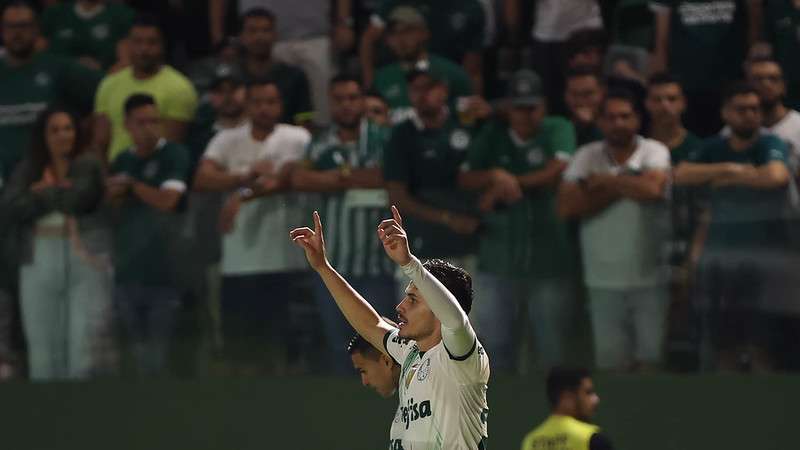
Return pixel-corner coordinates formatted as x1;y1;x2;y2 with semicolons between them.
383;328;490;450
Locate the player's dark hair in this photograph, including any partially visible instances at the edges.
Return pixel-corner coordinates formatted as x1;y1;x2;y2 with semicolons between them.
423;259;473;315
330;73;363;89
722;81;759;105
240;7;276;32
547;367;592;408
130;13;164;35
347;334;381;360
124;93;156;116
600;87;639;116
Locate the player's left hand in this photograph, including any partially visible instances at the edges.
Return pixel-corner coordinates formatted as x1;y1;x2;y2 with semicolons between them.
290;211;330;271
378;205;412;266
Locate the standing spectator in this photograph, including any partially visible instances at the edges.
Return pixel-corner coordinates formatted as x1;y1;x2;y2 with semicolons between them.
505;0;603;115
1;107;111;380
194;79;311;375
0;1;102;182
646;73;702;165
520;367;613;450
372;6;474;124
459;70;579;373
360;0;486;93
745;56;800;176
761;0;800;109
558;90;671;371
565;67;606;146
674;82;793;371
649;0;759;136
107;94;190;376
292;74;395;373
383;70;480;268
41;0;135;71
209;0;354;126
93;14;198;162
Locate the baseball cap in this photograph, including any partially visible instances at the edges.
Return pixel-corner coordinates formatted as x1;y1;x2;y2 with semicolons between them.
210;63;243;89
507;70;544;106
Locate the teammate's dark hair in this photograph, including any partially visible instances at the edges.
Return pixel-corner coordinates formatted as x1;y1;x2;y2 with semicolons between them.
422;259;473;315
330;73;363;89
240;7;276;32
347;334;381;359
722;81;759;105
124;93;156;116
546;367;592;408
600;87;639;116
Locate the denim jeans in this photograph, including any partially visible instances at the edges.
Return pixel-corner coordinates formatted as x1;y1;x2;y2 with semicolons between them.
472;272;577;373
20;235;113;380
587;286;669;370
114;283;180;376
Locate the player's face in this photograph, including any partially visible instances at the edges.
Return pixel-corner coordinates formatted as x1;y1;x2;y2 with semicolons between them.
646;83;685;123
351;352;397;398
396;283;438;341
723;93;761;140
575;378;600;421
330;81;365;130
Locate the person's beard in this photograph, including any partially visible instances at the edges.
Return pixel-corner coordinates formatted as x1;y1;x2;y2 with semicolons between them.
7;41;36;61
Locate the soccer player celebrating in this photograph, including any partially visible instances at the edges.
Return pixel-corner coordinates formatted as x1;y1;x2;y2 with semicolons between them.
290;206;490;449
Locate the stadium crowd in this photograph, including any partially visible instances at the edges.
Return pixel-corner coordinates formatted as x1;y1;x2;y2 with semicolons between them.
0;0;798;381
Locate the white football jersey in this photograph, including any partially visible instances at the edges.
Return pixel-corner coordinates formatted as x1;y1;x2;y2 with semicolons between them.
383;328;490;450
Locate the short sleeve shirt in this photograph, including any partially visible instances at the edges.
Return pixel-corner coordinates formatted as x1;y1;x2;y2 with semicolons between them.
383;115;479;258
203;123;312;274
110;140;190;286
382;328;489;450
94;65;199;161
42;2;135;70
564;137;672;289
306;120;394;277
688;133;791;249
650;0;746;91
463;118;578;278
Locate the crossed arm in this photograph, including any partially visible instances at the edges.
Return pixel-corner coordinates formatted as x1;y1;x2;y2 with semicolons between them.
557;170;668;219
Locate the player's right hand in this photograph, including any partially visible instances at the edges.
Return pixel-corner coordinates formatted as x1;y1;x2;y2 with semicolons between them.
290;211;330;271
378;205;412;266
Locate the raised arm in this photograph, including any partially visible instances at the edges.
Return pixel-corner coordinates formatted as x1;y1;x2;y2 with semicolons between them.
378;206;476;357
290;212;394;353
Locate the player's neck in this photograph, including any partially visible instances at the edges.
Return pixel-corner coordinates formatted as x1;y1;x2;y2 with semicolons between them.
416;330;442;352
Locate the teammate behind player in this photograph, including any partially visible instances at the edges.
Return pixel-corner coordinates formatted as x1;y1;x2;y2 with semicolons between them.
521;367;613;450
290;206;490;449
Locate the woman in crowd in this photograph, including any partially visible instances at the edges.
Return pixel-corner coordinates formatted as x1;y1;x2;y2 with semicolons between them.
1;107;113;380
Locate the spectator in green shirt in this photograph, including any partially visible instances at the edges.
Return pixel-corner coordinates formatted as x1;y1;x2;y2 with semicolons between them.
372;6;475;124
292;74;396;373
107;94;190;376
360;0;486;93
41;0;135;71
564;67;606;146
459;70;580;373
383;70;480;269
674;82;795;372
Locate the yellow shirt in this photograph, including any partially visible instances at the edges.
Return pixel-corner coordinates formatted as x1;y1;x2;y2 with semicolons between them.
521;415;600;450
94;65;198;161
